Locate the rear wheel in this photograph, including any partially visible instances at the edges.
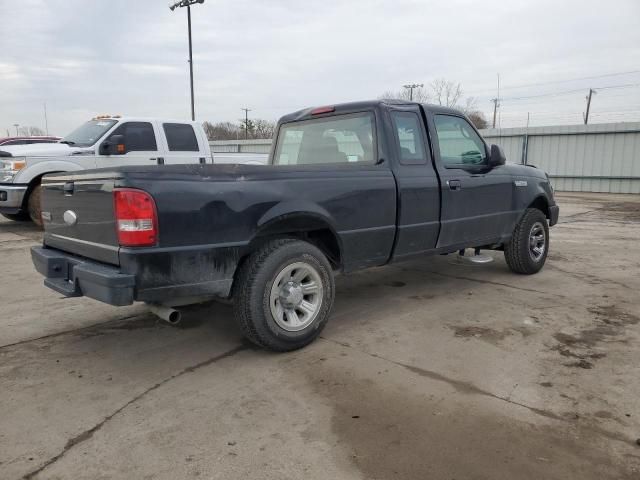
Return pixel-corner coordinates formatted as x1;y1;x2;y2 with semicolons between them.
233;238;335;351
504;208;549;274
27;184;43;227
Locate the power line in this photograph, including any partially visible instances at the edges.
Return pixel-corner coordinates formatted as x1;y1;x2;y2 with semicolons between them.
501;83;640;102
466;69;640;95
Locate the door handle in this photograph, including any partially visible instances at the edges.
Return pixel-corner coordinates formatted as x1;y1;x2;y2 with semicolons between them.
150;157;165;165
447;179;462;191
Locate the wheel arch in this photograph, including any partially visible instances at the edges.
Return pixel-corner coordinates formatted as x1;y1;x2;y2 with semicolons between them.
248;211;343;271
20;171;64;210
527;195;551;220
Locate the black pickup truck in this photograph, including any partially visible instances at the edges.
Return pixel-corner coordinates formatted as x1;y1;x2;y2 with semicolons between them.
32;100;559;351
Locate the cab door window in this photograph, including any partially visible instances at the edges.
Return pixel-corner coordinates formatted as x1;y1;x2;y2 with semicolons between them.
433;115;486;167
163;123;199;151
391;111;427;165
108;122;157;152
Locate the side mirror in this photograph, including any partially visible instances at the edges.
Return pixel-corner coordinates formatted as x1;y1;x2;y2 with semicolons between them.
488;144;506;168
99;134;126;155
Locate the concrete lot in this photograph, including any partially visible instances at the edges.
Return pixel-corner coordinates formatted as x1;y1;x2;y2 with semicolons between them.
1;192;639;479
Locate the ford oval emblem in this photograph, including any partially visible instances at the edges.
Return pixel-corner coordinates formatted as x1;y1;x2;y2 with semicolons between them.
63;210;78;226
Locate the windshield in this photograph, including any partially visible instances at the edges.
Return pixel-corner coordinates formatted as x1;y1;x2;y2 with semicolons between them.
61;119;118;147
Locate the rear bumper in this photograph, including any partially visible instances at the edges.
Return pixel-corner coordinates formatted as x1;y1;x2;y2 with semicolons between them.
549;205;560;226
31;246;135;306
0;183;28;212
31;244;237;307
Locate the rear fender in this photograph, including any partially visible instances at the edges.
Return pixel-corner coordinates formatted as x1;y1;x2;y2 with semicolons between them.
251;201;343;266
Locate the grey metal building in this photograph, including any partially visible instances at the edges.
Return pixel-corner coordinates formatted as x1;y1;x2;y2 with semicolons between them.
481;122;640;194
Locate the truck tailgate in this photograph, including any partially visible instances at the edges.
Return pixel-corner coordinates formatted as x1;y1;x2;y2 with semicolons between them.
41;172;121;265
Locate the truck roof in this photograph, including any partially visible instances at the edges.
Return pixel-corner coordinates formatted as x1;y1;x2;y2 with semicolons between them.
89;116;202;126
278;100;465;123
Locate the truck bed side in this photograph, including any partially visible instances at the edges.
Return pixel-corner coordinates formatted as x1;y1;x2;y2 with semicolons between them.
40;163;397;301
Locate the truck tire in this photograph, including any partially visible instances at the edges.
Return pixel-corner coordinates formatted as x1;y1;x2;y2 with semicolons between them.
233;238;335;351
27;184;43;227
1;212;29;222
504;208;549;274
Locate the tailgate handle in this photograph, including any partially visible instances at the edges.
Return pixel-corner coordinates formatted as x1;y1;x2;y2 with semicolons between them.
63;182;74;195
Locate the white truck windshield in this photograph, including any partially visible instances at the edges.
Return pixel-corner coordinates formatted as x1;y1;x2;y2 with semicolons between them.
61;119;118;147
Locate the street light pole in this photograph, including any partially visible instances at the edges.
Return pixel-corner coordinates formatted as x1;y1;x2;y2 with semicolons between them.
170;0;205;121
403;83;423;101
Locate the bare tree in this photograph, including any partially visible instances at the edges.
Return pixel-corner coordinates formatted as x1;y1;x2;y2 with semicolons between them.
461;97;489;129
203;119;276;141
202;121;242;141
430;78;463;108
17;126;45;136
379;86;431;103
466;111;489;129
379;79;488;128
253;119;276;139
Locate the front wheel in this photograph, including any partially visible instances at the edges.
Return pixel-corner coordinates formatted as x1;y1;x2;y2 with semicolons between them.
1;211;29;222
233;238;335;352
27;184;43;227
504;208;549;274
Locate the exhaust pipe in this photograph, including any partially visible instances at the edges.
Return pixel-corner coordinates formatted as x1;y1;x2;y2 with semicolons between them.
148;304;182;325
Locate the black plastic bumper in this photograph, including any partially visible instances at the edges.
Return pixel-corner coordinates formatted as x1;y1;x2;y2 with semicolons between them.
31;246;135;306
549;205;560;226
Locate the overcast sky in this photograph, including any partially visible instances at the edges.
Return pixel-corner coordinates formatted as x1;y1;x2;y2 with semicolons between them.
1;0;639;136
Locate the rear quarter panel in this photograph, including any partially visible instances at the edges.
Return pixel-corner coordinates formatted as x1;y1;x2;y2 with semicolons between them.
122;164;397;273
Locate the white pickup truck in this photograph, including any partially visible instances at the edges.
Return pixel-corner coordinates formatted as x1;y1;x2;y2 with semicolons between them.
0;115;264;226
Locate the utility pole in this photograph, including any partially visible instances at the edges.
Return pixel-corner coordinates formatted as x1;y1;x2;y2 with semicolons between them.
43;102;49;135
169;0;205;121
491;72;501;129
241;108;251;140
491;98;500;128
403;83;423;101
583;88;596;125
187;5;195;120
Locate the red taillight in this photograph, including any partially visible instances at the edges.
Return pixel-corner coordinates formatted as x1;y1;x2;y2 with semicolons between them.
113;189;158;247
311;106;335;115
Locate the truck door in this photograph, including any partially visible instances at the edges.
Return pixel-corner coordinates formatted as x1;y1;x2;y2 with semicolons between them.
426;113;514;248
96;121;163;168
387;106;441;260
160;122;207;165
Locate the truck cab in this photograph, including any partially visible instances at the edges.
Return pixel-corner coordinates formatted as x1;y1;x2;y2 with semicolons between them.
0;116;212;225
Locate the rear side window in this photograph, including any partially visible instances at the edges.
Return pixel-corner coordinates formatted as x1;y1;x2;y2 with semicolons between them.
433;115;486;167
391;111;427;165
273;113;375;165
109;122;157;151
163;123;199;151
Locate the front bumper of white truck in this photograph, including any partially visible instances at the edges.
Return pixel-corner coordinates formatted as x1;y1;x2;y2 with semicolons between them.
0;183;28;213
